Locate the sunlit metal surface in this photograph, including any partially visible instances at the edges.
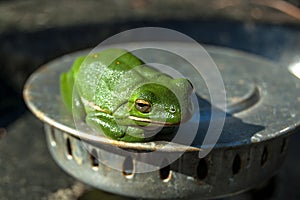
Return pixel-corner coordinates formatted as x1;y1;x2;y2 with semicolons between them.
289;62;300;79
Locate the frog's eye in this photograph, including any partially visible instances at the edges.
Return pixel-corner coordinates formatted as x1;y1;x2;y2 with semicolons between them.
135;99;152;113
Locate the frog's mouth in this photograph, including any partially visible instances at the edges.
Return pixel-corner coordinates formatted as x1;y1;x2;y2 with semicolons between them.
128;115;180;127
81;97;188;127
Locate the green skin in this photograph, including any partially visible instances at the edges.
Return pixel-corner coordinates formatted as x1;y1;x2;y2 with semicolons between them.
60;49;194;142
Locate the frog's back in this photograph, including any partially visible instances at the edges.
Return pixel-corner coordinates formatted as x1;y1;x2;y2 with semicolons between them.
61;48;167;113
92;49;153;112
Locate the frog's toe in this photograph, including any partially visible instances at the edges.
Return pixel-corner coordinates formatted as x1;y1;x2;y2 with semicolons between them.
119;134;145;142
119;127;152;142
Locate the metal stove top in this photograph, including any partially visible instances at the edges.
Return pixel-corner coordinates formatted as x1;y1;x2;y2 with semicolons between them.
0;113;299;200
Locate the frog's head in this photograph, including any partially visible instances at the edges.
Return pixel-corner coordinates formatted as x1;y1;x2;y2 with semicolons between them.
128;78;194;127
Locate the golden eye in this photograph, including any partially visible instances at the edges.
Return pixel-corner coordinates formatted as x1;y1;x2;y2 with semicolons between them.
135;99;152;113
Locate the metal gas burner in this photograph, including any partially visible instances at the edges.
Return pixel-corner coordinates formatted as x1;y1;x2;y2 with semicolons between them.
23;43;300;199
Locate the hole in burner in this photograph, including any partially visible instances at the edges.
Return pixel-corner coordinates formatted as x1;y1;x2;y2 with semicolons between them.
90;149;99;170
232;154;242;175
66;137;73;159
159;159;171;182
197;159;208;180
49;126;56;146
280;138;287;154
261;147;268;166
123;156;134;179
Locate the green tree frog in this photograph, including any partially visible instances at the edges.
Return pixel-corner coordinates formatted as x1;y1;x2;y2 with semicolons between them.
60;49;194;142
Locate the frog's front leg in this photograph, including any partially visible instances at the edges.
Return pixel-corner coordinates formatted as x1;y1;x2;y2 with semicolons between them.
86;111;147;142
119;126;148;142
86;111;127;140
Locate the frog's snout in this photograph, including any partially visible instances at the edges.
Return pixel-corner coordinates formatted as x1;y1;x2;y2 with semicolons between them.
171;78;194;123
182;98;194;123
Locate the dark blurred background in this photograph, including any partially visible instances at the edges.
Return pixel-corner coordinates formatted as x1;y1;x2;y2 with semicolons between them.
0;0;300;199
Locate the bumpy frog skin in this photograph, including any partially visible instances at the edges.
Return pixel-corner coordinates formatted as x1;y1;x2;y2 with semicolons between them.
60;49;194;142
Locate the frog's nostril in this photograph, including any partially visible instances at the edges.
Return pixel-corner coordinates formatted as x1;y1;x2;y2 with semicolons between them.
171;109;176;113
169;106;176;113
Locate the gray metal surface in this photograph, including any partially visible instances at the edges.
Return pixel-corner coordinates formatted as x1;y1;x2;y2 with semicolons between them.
23;44;300;199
